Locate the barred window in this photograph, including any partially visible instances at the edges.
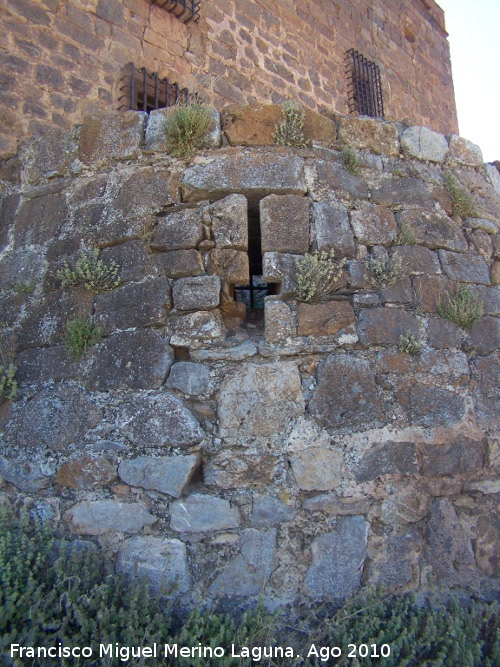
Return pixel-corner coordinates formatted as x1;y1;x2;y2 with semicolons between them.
148;0;200;23
119;64;189;113
345;49;384;119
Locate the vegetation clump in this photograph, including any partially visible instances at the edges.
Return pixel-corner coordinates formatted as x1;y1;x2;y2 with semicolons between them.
341;147;359;175
393;223;417;246
0;325;17;401
165;99;213;158
273;101;308;148
57;251;120;294
398;330;422;355
294;250;346;303
437;283;483;330
366;253;405;290
443;171;478;219
64;316;102;359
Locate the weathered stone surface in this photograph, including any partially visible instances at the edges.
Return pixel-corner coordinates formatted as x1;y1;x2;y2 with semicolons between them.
468;285;500;316
424;498;480;590
350;205;398;246
182;153;306;203
473;355;500;430
439;250;490;284
204;451;281;488
465;217;499;235
0;249;45;292
0;194;19;251
208;529;276;597
209;194;248;250
368;527;422;589
23;127;79;184
474;514;500;576
260;194;310;253
311;201;356;257
170;310;227;345
172;275;221;311
262;252;301;298
16;346;78;386
380;277;413;305
290;447;343;491
427;318;462;349
401;126;449;162
170;493;240;532
447;135;483;166
119;393;204;448
156;249;204;278
94;277;171;333
0;456;51;492
310;355;384;430
303;495;371;516
346;259;371;290
337;116;399;156
151;208;203;251
117;536;191;595
315;160;369;200
380;482;430;525
12;385;102;451
100;241;155;283
251;496;294;527
391;245;441;275
221;104;281;146
303;516;369;599
79;111;147;165
14;191;67;247
469;229;493;259
420;437;485;477
84;329;174;391
492;261;500;285
190;339;257;361
217;361;304;438
353;442;418;482
264;300;295;344
55;456;117;489
118;455;200;497
206;249;249;283
145;106;221;152
412;275;451;313
297;301;355;337
66;500;156;535
397;210;467;251
468;317;500;355
357;307;420;346
396;380;465;427
371;177;433;208
166;361;210;395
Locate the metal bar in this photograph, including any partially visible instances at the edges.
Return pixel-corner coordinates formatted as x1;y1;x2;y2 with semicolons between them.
153;71;159;110
130;62;136;111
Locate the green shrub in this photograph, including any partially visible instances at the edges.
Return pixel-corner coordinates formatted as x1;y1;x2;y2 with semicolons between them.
14;280;36;295
366;253;405;290
398;330;421;355
341;147;359;175
273;101;308;148
64;317;102;358
437;283;483;330
294;250;346;303
165;100;213;158
443;172;478;219
57;251;120;294
0;326;17;401
393;224;416;246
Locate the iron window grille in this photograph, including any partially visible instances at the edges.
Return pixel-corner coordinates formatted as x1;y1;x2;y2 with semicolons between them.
118;63;189;113
148;0;200;23
345;49;384;119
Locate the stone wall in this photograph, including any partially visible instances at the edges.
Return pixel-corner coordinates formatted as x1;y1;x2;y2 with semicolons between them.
0;107;499;609
1;0;458;160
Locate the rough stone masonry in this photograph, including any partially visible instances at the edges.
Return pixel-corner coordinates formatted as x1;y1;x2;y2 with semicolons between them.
0;105;499;609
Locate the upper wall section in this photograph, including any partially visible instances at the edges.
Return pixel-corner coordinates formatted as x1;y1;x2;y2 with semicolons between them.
1;0;458;160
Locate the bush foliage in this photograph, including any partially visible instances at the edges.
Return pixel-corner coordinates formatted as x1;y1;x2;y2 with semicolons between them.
443;172;478;219
273;101;308;149
165;100;213;158
57;252;120;294
294;250;346;303
64;317;102;359
437;283;483;330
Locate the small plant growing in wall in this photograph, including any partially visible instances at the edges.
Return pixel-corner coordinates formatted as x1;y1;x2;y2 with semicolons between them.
273;101;308;148
57;250;120;294
0;325;17;401
437;283;483;330
398;330;422;355
443;171;478;219
165;98;213;158
294;250;346;303
393;223;417;246
64;316;102;359
366;253;405;290
341;147;359;175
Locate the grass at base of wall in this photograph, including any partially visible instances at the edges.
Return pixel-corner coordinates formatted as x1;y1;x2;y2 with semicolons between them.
1;504;499;667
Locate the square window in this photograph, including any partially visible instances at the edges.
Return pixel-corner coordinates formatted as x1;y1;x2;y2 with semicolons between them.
345;49;384;118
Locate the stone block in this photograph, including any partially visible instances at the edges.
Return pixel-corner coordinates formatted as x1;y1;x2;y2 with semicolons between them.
260;194;310;253
0;194;20;252
206;249;249;283
447;135;483;166
412;274;451;313
204;451;281;489
172;275;221;311
315;160;369;200
217;361;304;438
151;208;203;251
15;346;79;386
473;355;500;430
118;393;204;448
262;252;301;298
182;153;306;203
290;447;343;491
55;456;117;489
23;127;79;184
357;307;420;346
302;495;371;516
166;361;210;396
100;241;155;283
350;205;398;246
380;277;413;305
0;456;51;493
251;496;294;527
170;493;240;532
66;500;156;535
396;380;465;428
391;245;441;275
309;355;384;431
353;442;418;482
337;116;399;156
469;229;493;258
79;111;147;165
296;300;355;336
14;191;67;247
303;516;369;599
221;104;282;146
113;167;177;220
401;126;449;162
209;194;248;250
474;514;500;576
156;249;205;278
371;177;433;208
468;285;500;316
311;201;355;258
94;277;171;333
264;300;295;343
170;310;227;345
468;316;500;355
439;250;490;284
427;318;462;349
368;527;422;589
420;437;485;477
396;210;467;252
117;536;191;595
189;339;257;361
145;106;221;152
466;217;498;235
83;329;174;391
380;482;430;525
118;454;200;497
0;248;46;292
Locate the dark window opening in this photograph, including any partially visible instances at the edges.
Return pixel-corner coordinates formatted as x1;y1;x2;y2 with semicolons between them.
345;49;384;118
118;63;189;113
148;0;200;23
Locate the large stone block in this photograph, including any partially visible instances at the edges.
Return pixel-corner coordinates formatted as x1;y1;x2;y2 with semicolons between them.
13;191;67;248
0;456;51;492
151;208;204;251
170;494;240;532
303;516;369;599
447;135;483;166
118;454;200;498
290;447;343;491
0;194;20;252
15;346;78;386
0;249;46;292
311;201;355;258
412;274;451;313
170;310;227;345
401;126;449;162
396;210;467;252
391;245;441;276
439;250;491;284
357;307;420;346
350;205;398;247
22;127;79;185
396;380;465;427
113;167;178;220
420;437;485;477
166;361;210;396
204;451;281;488
206;249;249;284
296;301;355;337
79;111;147;165
468;316;500;355
251;496;294;527
315;161;369;200
260;194;310;253
172;275;221;311
55;456;117;490
353;442;418;482
473;355;500;430
309;355;384;431
209;194;248;250
264;300;295;344
217;361;304;438
100;240;156;283
337;116;399;156
262;252;301;298
371;178;433;209
66;500;156;535
156;249;205;278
